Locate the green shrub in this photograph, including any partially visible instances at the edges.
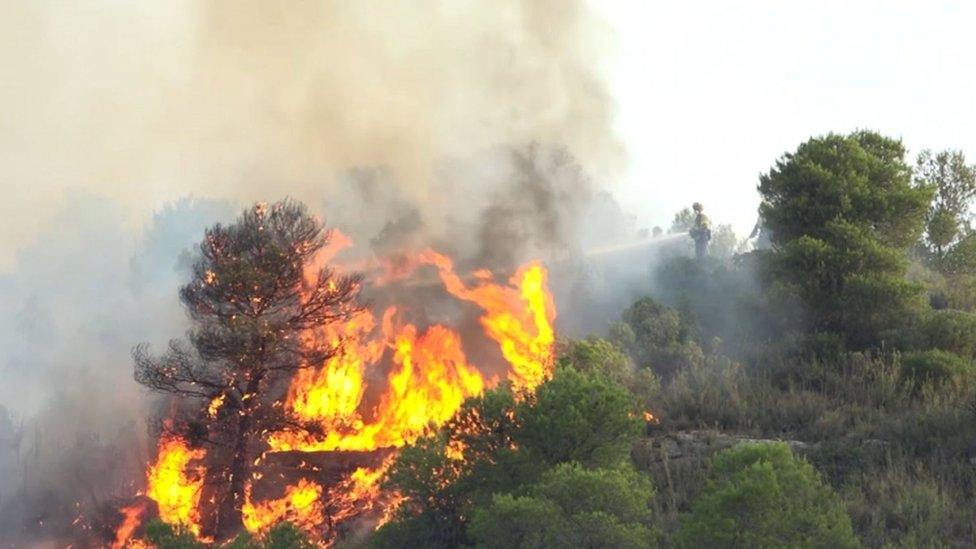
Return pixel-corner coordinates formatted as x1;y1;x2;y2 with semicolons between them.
468;494;566;549
557;336;660;410
516;367;642;469
143;520;204;549
612;297;704;377
469;464;657;549
944;273;976;311
261;522;317;549
843;460;971;548
899;349;973;393
922;310;976;359
676;442;858;548
375;368;644;547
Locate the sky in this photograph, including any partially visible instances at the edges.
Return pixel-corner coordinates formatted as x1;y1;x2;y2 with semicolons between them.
1;1;975;268
597;0;976;236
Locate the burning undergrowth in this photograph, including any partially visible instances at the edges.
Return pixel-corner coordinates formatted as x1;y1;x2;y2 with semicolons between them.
111;200;557;546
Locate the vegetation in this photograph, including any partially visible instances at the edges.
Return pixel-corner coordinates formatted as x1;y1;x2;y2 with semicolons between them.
676;442;857;548
140;131;976;547
758;131;933;347
133;200;362;535
370;368;648;548
146;520;317;549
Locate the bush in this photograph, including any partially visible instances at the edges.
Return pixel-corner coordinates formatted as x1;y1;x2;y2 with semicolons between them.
899;349;973;393
843;459;973;548
469;464;657;549
516;367;642;469
922;310;976;359
657;355;750;431
159;521;318;549
375;368;644;547
468;494;566;549
557;337;660;410
612;297;704;376
944;273;976;311
676;442;858;548
142;520;204;549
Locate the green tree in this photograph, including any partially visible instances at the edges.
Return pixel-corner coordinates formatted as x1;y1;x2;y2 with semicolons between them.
914;149;976;269
469;464;657;549
677;442;858;548
557;337;659;410
374;369;643;547
516;368;642;469
669;207;696;234
709;224;740;261
944;233;976;274
611;297;703;376
758;131;932;346
134;200;361;535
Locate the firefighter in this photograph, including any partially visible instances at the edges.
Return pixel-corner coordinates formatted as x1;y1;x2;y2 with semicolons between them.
689;202;711;259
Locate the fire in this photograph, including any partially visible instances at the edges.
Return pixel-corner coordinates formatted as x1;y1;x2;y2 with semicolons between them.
111;501;148;549
129;233;557;545
242;479;325;536
268;310;487;452
285;309;383;431
146;435;207;537
328;456;403;527
207;393;226;418
269;249;554;454
419;251;556;392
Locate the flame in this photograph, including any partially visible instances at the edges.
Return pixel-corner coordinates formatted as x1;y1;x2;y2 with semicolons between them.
285;309;383;431
207;393;225;418
419;250;556;392
269;310;486;452
146;435;207;537
328;456;404;529
241;479;325;536
131;233;557;544
111;501;148;549
269;250;554;454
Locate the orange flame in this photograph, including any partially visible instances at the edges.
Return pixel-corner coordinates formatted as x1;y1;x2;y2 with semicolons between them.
268;309;486;452
328;455;404;529
133;233;558;544
241;478;325;536
146;435;207;537
269;249;554;454
419;250;556;392
111;501;148;549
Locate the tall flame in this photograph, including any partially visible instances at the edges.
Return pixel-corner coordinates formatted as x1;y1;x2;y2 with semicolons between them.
146;435;207;537
328;455;404;529
241;479;326;536
111;501;148;549
268;308;486;452
419;250;556;392
269;249;554;454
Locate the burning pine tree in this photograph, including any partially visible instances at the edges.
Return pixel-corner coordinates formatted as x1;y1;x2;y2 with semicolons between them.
134;200;362;537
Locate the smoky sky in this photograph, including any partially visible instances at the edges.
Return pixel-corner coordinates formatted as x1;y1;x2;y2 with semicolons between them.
0;4;688;539
0;0;622;271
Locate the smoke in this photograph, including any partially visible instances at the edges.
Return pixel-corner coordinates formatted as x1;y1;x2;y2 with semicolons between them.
0;0;638;542
0;195;235;541
0;0;622;270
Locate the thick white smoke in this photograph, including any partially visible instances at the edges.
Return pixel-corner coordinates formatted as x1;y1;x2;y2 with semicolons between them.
0;0;622;269
0;1;636;542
